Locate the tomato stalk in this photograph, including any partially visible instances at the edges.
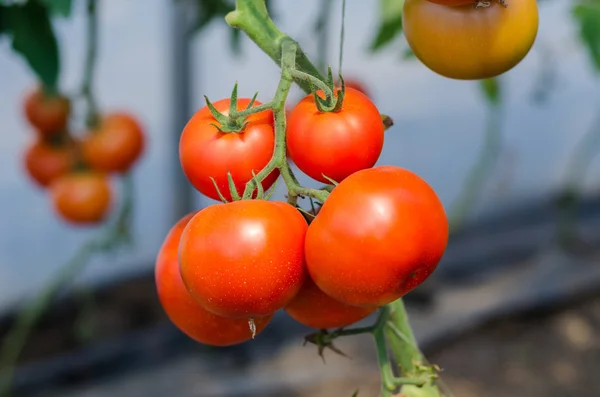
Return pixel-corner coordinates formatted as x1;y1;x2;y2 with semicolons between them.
239;39;330;203
82;0;100;129
225;2;444;396
225;0;325;94
0;175;134;397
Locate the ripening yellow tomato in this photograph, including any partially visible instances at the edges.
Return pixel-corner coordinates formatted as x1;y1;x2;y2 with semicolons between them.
403;0;539;80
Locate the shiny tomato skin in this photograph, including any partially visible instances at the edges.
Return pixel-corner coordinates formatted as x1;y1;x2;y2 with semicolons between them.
403;0;539;80
50;171;112;225
285;276;376;329
286;87;384;184
23;87;70;136
24;138;76;188
179;98;278;202
305;166;448;307
156;213;273;346
82;113;145;173
179;200;308;318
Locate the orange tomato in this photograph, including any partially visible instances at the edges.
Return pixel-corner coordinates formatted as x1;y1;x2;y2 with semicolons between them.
50;171;112;225
82;113;145;173
403;0;539;80
23;87;70;136
285;277;376;329
23;138;76;188
156;213;273;346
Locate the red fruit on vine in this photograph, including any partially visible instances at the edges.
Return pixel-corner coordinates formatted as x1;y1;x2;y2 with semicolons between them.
81;113;145;173
285;277;376;329
23;137;76;188
156;213;273;346
23;87;70;136
286;87;384;184
179;98;279;202
179;200;308;318
305;166;448;307
50;171;112;225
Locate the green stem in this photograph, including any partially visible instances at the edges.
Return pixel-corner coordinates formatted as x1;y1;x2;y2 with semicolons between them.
386;300;442;397
82;0;100;128
314;0;334;74
240;40;330;203
0;176;134;397
557;105;600;247
289;70;334;98
448;102;503;234
225;0;325;94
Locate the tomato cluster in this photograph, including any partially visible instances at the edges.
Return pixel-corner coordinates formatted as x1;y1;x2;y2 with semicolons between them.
156;85;449;346
404;0;539;80
21;86;145;225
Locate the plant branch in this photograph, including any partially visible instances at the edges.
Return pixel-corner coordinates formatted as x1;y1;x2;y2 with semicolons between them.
0;176;134;397
448;102;503;233
225;0;325;94
82;0;100;128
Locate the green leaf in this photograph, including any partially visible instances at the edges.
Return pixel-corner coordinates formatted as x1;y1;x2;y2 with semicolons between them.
0;5;8;34
572;2;600;74
41;0;72;17
402;46;415;60
369;0;405;52
3;1;60;90
479;78;501;105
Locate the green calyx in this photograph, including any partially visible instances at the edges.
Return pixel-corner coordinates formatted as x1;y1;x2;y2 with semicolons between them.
291;66;346;113
205;82;261;133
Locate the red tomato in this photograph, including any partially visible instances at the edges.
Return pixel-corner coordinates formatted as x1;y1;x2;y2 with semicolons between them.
156;213;273;346
286;87;384;184
23;87;70;136
23;137;76;187
82;113;145;173
305;166;448;307
285;277;376;329
50;171;112;225
179;98;278;202
179;200;307;318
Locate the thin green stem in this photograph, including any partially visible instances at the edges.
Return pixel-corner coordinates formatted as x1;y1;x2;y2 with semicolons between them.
386;300;442;397
232;100;274;119
289;70;334;98
240;40;330;203
225;0;325;94
338;0;347;75
557;105;600;248
0;176;134;397
448;102;503;233
82;0;100;128
314;0;334;74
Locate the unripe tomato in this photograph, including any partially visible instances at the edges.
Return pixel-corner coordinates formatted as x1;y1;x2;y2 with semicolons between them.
82;113;145;173
305;166;448;307
179;98;278;202
403;0;539;80
179;200;307;318
23;87;70;136
156;213;273;346
287;87;384;184
285;277;376;330
50;171;112;225
23;138;76;187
